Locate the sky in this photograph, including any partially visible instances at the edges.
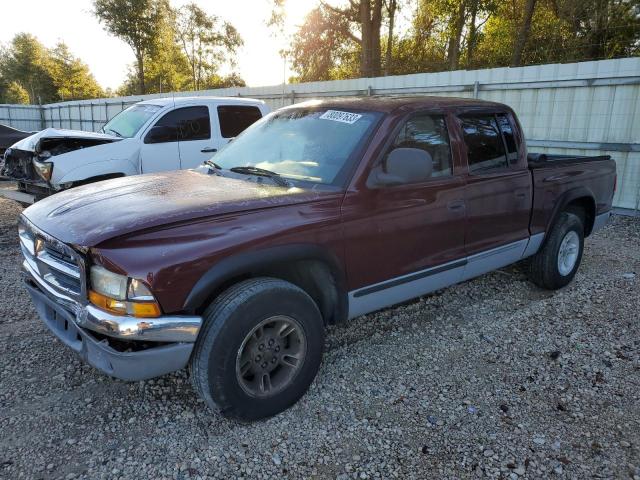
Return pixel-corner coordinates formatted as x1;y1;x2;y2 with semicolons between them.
0;0;319;90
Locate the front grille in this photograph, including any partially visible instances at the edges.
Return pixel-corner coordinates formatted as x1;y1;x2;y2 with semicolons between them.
19;218;85;303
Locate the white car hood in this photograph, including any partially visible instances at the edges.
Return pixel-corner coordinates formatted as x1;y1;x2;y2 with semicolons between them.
11;128;121;152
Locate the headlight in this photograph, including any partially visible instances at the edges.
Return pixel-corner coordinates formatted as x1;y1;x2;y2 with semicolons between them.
89;265;161;318
32;159;53;181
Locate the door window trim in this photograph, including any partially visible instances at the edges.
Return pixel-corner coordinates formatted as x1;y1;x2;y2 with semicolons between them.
143;105;212;144
457;112;517;175
367;109;459;189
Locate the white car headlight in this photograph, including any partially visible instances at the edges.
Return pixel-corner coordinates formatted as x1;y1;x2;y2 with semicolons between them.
32;159;53;181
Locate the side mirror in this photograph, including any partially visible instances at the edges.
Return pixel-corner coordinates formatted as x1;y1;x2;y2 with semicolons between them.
144;125;177;144
373;147;433;186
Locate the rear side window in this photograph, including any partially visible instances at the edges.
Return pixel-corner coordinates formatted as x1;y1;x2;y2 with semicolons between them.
390;114;452;178
497;114;518;163
146;106;211;143
217;105;263;138
459;115;508;173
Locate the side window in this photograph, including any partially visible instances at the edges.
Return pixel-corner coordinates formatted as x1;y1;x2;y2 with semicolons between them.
496;114;518;164
459;115;508;173
145;106;210;144
387;114;452;180
217;106;263;138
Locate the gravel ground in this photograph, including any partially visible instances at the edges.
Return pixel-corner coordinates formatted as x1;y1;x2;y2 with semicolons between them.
0;197;638;480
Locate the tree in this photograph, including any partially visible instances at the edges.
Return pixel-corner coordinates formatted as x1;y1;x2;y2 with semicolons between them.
0;33;56;103
47;43;104;100
288;5;360;82
511;0;537;66
176;3;243;91
4;81;30;104
93;0;165;94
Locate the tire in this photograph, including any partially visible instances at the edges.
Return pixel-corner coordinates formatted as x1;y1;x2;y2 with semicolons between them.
190;277;325;421
529;212;584;290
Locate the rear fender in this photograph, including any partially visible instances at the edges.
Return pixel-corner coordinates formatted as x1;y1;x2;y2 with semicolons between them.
544;186;596;239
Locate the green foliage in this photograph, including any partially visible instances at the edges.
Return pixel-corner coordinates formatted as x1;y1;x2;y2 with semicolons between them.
0;34;103;104
288;6;361;82
94;0;167;94
47;43;104;100
288;0;640;81
0;33;56;104
176;3;244;90
4;81;30;104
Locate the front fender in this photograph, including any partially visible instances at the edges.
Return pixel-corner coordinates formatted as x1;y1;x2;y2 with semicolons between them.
182;244;348;318
56;158;139;185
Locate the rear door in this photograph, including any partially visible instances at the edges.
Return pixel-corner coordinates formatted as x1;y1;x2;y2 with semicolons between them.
216;104;264;145
456;111;531;272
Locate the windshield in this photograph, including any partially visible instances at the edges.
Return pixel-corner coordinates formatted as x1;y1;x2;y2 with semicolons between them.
102;104;162;138
213;107;381;185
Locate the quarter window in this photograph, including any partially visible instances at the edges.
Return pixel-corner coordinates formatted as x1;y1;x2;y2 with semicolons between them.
217;105;263;138
459;115;508;173
388;114;452;179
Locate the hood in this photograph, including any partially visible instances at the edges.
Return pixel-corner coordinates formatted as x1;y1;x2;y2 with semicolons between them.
22;170;332;247
10;128;120;153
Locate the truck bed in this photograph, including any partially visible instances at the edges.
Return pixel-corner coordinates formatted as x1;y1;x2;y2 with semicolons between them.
527;152;617;236
527;153;612;168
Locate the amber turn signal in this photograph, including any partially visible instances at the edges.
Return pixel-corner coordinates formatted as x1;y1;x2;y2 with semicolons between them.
89;290;161;318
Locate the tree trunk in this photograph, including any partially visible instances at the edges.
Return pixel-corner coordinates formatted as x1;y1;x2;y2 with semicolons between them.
466;0;479;69
359;0;383;78
371;0;383;77
511;0;537;66
448;0;466;70
360;0;372;77
384;0;397;75
136;52;146;94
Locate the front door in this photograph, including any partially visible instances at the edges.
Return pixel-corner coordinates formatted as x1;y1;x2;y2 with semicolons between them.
176;105;216;169
139;108;182;173
342;112;467;318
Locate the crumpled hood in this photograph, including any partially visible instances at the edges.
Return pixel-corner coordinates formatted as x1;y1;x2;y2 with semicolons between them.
10;128;120;152
22;170;329;247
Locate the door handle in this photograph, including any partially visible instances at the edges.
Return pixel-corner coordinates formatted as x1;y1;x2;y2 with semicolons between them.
514;192;527;199
447;200;465;211
201;147;218;153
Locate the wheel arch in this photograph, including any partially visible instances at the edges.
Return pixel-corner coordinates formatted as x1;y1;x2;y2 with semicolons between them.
545;187;596;239
183;244;348;325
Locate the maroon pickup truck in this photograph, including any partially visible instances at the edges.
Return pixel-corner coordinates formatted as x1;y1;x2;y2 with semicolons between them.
19;97;616;420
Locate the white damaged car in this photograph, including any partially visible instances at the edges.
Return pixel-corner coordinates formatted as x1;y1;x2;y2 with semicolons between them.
0;96;269;203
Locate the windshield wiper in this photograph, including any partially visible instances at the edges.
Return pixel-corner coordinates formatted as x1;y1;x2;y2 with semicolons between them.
204;159;222;170
229;166;291;187
105;128;123;138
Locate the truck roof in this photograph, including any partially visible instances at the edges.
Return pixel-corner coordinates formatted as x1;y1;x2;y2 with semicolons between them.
137;96;266;107
288;96;509;114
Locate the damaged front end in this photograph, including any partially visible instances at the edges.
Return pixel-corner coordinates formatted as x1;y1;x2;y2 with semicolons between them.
1;128;120;202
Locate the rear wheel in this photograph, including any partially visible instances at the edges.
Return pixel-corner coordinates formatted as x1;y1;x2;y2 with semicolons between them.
190;277;325;421
529;212;584;290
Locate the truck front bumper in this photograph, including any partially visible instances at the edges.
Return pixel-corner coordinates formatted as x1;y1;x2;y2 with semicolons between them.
23;272;202;381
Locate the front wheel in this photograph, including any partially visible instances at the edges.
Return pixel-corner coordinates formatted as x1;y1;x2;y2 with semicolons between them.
190;278;325;421
528;212;584;290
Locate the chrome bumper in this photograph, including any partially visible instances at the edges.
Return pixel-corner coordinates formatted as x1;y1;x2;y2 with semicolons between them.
24;259;203;343
82;305;202;342
24;280;195;381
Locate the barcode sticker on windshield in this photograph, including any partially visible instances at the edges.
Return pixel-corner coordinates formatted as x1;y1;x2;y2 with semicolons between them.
319;110;362;124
